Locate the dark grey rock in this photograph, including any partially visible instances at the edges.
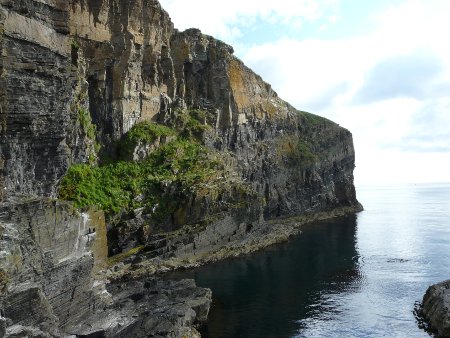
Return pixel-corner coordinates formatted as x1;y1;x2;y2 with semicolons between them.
67;278;211;338
421;280;450;337
0;198;211;337
0;316;6;337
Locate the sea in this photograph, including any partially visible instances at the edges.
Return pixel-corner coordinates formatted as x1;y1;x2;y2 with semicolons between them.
172;183;450;337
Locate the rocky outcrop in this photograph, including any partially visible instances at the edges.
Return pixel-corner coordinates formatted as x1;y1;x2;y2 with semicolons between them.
167;28;359;217
1;0;361;337
68;278;211;338
0;198;106;336
0;0;73;198
105;28;361;257
0;198;210;337
421;280;450;337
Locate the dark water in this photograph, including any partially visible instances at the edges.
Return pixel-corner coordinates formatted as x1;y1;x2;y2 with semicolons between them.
173;183;450;337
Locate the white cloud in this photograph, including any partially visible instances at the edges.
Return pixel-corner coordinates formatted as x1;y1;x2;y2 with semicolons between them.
241;0;450;185
159;0;338;43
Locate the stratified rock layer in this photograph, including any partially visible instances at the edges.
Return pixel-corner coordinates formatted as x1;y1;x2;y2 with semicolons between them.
0;198;105;336
1;0;361;337
421;280;450;337
68;278;211;338
1;0;358;211
0;198;210;337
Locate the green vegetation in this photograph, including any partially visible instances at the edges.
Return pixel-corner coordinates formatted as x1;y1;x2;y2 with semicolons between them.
77;107;100;164
173;108;210;139
59;108;255;229
71;38;80;50
277;136;316;166
78;107;97;141
59;162;138;213
296;140;316;163
70;83;100;164
298;110;330;126
120;121;175;159
59;131;219;218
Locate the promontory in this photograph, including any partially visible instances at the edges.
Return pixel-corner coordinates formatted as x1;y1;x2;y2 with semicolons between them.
0;1;362;337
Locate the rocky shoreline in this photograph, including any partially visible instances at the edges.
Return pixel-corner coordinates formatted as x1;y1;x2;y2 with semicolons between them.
67;277;211;338
107;204;363;280
0;198;361;337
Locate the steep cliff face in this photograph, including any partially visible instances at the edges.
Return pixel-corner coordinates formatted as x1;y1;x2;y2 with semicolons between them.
0;198;107;336
0;0;73;198
0;0;175;197
104;29;359;258
1;0;361;336
0;198;211;337
168;28;358;217
1;0;358;209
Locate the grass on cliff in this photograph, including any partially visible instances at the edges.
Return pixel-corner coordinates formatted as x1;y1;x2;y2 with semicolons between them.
298;110;331;126
296;140;316;163
78;107;97;141
59;117;219;217
171;108;211;140
120;121;175;159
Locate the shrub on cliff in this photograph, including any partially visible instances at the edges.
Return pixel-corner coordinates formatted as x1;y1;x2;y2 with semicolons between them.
59;132;218;217
120;122;175;160
298;110;331;127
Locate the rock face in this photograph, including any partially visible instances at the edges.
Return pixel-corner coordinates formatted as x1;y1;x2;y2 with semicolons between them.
0;198;210;337
68;278;211;338
0;198;105;336
0;0;361;337
421;280;450;337
1;0;358;208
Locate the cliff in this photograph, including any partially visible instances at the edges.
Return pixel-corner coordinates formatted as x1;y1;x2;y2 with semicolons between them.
0;0;361;337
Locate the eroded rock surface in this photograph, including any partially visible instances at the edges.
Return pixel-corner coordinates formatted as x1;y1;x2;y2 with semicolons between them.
0;198;105;336
421;280;450;337
0;198;210;337
68;278;211;338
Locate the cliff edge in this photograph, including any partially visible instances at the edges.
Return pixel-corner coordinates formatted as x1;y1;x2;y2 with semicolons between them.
0;0;362;337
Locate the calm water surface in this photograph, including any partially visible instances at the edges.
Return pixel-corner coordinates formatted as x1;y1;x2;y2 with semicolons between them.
174;183;450;337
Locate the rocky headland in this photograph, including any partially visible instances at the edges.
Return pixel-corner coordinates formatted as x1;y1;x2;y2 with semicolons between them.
0;0;362;337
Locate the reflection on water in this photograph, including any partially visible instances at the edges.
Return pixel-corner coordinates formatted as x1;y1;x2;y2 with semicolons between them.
170;183;450;337
172;216;362;338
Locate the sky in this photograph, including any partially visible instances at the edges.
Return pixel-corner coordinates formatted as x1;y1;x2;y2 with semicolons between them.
159;0;450;186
